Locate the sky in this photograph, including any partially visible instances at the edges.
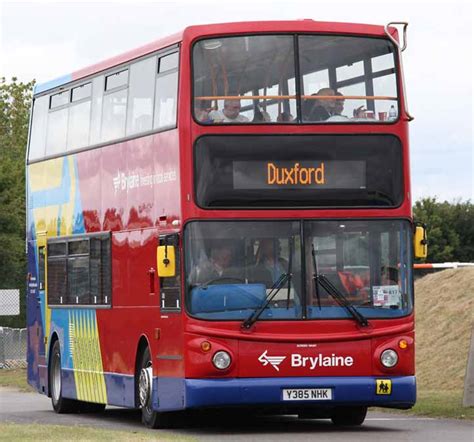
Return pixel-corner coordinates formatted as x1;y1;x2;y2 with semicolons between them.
1;0;472;202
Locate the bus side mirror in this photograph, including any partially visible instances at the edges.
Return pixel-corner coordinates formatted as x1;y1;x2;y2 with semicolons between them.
157;245;176;277
414;224;427;259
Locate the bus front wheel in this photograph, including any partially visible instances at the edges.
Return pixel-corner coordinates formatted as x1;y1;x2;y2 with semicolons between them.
330;406;367;426
138;347;179;429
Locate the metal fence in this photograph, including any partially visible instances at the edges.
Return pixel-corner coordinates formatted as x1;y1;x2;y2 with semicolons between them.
0;289;20;316
0;327;27;369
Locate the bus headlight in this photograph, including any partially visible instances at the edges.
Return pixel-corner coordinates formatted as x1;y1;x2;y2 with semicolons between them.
212;351;231;370
380;349;398;368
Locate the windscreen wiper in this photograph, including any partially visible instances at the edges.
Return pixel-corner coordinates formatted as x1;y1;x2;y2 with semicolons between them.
311;244;322;310
316;274;369;327
286;237;294;309
241;272;291;329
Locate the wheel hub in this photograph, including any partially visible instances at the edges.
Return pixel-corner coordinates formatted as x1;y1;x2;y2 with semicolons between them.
138;365;153;408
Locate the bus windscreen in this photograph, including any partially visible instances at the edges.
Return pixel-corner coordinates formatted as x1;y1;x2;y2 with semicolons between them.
194;134;403;208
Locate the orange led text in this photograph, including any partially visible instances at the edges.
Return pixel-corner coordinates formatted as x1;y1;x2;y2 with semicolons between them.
267;162;325;186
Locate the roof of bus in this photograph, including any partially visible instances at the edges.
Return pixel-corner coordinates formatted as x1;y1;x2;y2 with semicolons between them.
34;20;393;95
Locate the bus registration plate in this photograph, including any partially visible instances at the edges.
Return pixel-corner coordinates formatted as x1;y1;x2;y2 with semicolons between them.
282;388;332;401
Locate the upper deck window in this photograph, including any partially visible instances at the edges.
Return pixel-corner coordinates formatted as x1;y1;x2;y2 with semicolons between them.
299;35;398;122
154;51;179;130
159;51;179;73
194;35;296;123
68;83;92;149
71;83;92;102
193;34;398;124
105;70;129;91
50;90;69;109
126;57;156;135
101;70;129;142
28;95;49;161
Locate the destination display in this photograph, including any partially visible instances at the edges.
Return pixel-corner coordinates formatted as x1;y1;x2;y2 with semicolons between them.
194;134;403;208
233;160;366;190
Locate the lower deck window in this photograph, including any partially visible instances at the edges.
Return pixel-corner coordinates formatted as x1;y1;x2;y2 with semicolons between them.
47;233;111;306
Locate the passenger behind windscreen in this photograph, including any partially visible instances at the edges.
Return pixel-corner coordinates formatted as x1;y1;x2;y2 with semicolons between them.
194;99;213;123
277;111;294;122
306;87;336;121
209;98;250;123
252;104;272;122
381;266;399;285
251;239;288;286
334;91;345;116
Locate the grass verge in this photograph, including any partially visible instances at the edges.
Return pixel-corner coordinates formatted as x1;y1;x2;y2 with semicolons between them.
0;422;193;442
377;389;474;420
411;390;474;420
0;368;32;391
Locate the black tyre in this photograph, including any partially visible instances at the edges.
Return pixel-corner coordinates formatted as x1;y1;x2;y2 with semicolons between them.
330;406;367;426
298;410;328;419
50;340;81;413
138;347;180;428
79;402;106;413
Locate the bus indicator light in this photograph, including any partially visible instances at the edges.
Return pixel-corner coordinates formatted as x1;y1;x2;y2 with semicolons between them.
398;339;408;349
201;341;211;352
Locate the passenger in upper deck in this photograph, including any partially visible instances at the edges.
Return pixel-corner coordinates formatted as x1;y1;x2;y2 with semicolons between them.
334;91;345;116
326;91;351;122
277;111;294;122
194;99;213;123
306;87;336;122
252;104;272;123
209;98;250;123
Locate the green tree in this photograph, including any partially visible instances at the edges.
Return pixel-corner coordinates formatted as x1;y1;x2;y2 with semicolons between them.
0;77;35;327
413;197;474;263
449;200;474;261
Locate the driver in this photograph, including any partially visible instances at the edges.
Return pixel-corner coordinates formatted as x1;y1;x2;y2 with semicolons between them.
190;244;239;285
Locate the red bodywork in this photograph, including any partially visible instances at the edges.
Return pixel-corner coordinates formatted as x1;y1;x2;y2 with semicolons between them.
69;21;413;384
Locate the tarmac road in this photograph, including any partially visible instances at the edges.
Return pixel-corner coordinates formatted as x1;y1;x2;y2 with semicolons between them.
1;387;473;441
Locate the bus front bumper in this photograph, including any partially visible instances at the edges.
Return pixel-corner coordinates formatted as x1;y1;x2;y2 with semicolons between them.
182;376;416;410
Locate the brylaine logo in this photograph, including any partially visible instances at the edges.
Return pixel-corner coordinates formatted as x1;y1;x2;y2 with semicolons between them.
258;350;354;371
258;350;286;371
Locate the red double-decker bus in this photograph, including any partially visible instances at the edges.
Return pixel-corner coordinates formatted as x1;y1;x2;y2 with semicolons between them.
26;20;427;428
